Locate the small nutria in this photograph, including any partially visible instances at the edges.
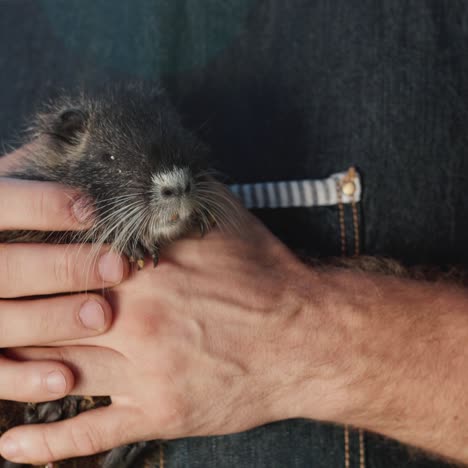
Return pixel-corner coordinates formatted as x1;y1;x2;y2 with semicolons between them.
0;83;238;266
0;83;241;468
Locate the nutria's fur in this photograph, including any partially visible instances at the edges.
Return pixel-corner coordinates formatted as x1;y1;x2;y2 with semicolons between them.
0;83;238;263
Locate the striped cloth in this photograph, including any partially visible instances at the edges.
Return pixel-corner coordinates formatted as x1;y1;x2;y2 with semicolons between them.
228;169;361;209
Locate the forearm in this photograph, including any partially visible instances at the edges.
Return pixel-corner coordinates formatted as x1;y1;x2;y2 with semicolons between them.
289;267;468;463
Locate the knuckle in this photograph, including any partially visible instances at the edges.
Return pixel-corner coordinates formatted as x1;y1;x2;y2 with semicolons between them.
126;309;164;339
54;252;81;289
35;305;65;343
53;347;69;365
70;420;101;455
32;186;67;228
33;189;50;225
0;315;5;345
11;369;28;401
0;246;20;297
35;310;50;338
41;427;59;462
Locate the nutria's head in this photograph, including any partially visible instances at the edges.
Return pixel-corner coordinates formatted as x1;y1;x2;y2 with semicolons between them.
11;84;240;258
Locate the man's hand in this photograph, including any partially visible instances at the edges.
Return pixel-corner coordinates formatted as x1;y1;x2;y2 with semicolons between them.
0;148;128;403
3;174;468;466
0;212;321;464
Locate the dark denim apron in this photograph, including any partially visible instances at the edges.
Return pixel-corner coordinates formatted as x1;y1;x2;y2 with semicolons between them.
0;1;466;466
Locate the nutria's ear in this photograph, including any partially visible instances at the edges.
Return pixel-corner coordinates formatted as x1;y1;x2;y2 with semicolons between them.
52;108;88;144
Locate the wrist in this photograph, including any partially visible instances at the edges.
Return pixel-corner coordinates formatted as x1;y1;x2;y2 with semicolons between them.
274;265;404;426
266;263;356;424
279;264;468;463
279;266;421;426
239;249;468;463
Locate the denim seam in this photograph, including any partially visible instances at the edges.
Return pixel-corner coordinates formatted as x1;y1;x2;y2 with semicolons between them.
336;177;347;257
335;168;366;468
335;174;351;467
349;174;365;468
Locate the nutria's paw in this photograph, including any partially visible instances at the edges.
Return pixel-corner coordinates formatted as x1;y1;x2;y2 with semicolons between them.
80;396;97;411
125;243;146;269
151;246;160;268
195;212;216;238
101;442;159;468
25;398;80;425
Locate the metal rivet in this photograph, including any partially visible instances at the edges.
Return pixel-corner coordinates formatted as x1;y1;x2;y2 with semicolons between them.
342;181;356;196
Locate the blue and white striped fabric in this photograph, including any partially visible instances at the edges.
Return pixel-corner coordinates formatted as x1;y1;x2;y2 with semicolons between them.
228;169;361;209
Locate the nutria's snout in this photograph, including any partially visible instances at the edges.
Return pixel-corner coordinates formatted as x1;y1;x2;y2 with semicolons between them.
151;166;193;201
160;180;192;198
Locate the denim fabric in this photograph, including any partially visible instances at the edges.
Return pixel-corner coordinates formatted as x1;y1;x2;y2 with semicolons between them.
0;1;466;466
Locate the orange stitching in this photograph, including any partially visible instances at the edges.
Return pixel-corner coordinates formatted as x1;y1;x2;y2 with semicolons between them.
343;167;360;257
350;168;365;468
359;429;366;468
336;175;350;467
350;170;365;467
159;443;164;468
344;425;350;468
352;198;360;257
335;178;347;256
339;168;366;468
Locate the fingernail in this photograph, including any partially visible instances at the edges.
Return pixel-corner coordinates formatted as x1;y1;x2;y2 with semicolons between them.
0;436;20;459
79;300;106;331
46;371;67;394
98;251;124;284
72;196;94;224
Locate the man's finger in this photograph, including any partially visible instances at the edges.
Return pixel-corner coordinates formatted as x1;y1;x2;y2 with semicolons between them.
0;405;141;464
6;346;127;396
0;244;127;297
0;177;93;231
0;294;112;347
0;356;74;402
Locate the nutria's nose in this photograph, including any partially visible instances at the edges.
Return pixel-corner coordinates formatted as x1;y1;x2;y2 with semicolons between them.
161;181;191;198
161;187;176;198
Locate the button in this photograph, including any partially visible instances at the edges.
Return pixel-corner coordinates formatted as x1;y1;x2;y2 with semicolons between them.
342;181;355;196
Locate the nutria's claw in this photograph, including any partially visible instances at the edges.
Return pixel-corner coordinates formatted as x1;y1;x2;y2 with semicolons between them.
199;221;208;238
129;256;145;269
126;243;147;269
209;213;217;228
197;212;216;237
151;246;160;267
81;395;96;410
